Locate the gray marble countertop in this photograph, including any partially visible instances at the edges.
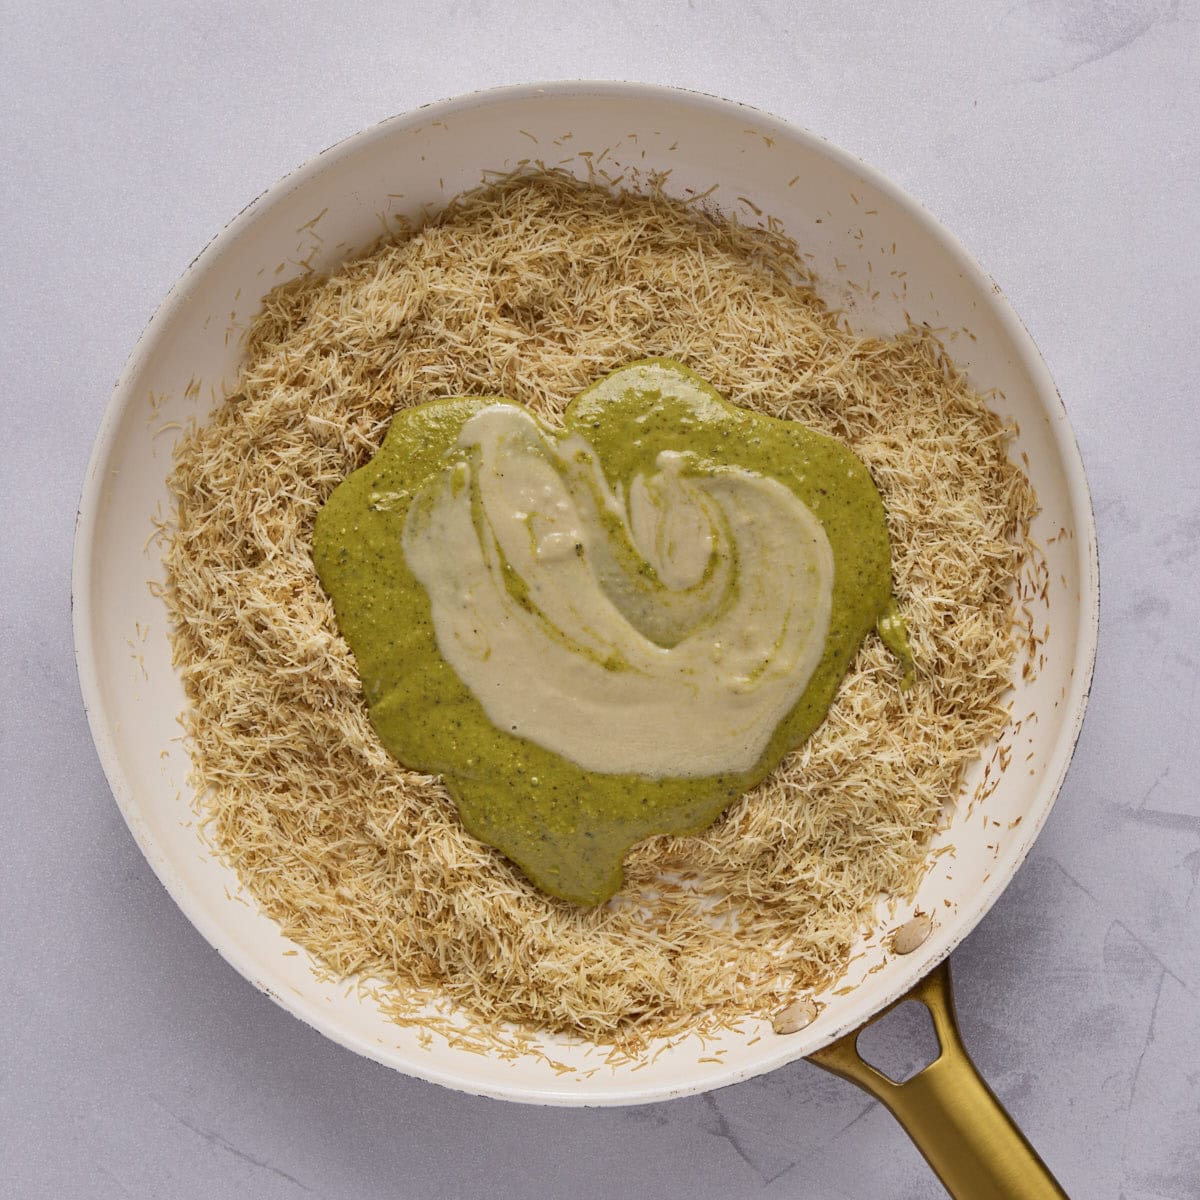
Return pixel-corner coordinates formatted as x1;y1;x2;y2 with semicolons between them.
3;2;1198;1197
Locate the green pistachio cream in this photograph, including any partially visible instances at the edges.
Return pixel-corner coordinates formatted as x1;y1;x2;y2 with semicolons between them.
313;360;910;904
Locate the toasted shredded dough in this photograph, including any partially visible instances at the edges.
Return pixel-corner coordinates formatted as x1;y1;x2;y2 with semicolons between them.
164;172;1037;1052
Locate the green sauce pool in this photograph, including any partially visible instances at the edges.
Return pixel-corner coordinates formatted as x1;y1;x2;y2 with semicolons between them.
313;360;909;904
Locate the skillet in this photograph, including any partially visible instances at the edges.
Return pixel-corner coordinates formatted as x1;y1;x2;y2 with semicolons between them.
73;82;1099;1197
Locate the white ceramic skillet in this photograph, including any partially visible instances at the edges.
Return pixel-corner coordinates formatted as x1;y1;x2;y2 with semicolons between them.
73;83;1098;1197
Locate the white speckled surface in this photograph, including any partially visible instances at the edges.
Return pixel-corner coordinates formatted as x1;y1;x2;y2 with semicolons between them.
2;2;1198;1197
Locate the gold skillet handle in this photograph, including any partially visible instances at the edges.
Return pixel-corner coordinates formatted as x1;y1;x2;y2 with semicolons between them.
807;960;1068;1200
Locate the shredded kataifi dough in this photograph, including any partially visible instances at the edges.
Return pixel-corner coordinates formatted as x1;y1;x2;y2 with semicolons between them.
164;172;1037;1051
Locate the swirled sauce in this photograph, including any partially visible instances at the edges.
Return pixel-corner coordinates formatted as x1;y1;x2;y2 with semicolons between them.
402;405;834;777
313;361;906;903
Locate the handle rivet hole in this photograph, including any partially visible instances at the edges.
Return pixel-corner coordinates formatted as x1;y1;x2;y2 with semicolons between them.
890;912;933;955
